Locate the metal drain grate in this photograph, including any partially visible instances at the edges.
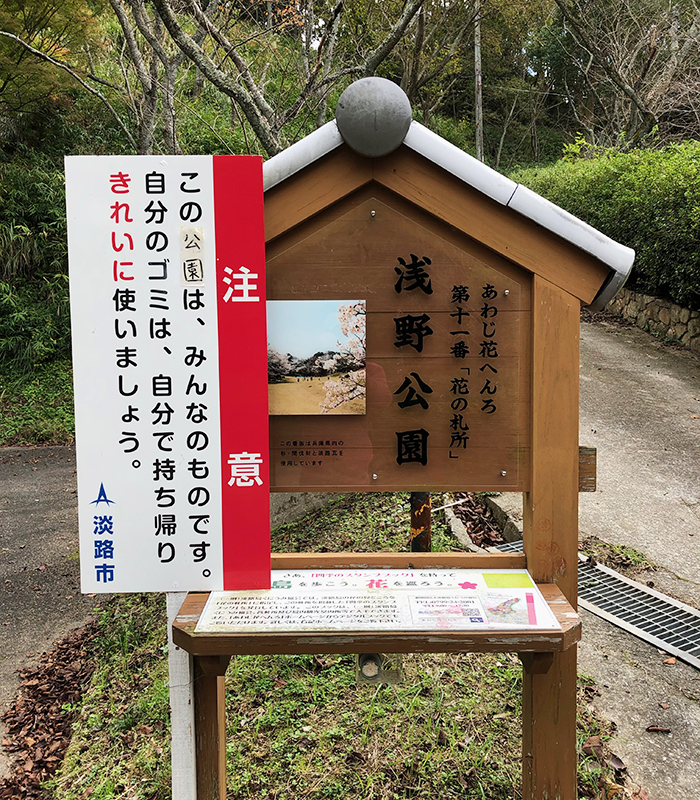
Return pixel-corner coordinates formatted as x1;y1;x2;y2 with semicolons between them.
493;539;700;670
494;540;527;554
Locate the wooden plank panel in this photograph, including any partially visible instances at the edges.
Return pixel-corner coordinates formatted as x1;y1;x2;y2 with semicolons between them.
266;184;533;308
265;192;532;492
579;446;597;492
173;584;581;657
524;277;579;601
374;147;610;305
193;655;229;800
269;445;527;492
264;147;372;242
522;648;578;800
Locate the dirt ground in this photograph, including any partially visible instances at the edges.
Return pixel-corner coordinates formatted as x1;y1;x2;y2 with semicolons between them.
0;447;108;780
268;376;365;415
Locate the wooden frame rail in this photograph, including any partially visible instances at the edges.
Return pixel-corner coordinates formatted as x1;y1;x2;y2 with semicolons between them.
172;552;581;800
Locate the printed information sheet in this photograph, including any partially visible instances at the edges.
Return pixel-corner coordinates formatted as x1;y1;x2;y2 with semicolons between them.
195;569;561;633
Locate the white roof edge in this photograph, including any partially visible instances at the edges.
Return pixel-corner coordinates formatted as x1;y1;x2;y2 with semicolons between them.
263;120;343;192
507;184;635;309
404;121;518;206
405;121;634;308
263;117;634;308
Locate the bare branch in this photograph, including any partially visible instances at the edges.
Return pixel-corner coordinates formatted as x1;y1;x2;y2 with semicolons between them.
0;29;138;150
149;0;282;155
108;0;153;93
553;0;657;136
363;0;425;77
184;0;276;123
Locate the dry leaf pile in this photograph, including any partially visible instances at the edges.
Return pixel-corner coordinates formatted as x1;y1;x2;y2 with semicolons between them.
451;492;505;547
0;624;97;800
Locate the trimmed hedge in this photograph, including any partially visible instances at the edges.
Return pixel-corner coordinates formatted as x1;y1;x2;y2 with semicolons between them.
511;141;700;311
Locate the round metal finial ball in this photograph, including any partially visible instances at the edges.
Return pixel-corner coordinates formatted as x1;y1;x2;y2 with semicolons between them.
335;77;412;157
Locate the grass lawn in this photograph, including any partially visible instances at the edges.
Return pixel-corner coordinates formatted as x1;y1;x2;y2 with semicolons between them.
0;358;75;445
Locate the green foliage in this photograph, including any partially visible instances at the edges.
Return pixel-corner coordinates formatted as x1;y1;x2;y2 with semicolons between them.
271;492;456;554
0;0;98;116
511;141;700;310
0;157;71;369
0;276;71;369
0;157;67;277
0;356;74;444
424;114;477;156
174;78;260;156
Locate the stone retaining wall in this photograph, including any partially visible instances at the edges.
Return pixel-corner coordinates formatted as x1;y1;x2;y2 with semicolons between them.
605;288;700;354
271;492;331;527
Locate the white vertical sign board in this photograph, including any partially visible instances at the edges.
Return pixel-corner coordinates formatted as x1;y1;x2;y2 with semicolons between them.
66;155;269;593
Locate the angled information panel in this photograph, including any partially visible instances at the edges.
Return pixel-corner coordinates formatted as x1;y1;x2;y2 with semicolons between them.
66;155;269;593
195;569;561;633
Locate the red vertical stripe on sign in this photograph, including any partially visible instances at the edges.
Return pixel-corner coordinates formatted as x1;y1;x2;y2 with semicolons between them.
213;155;270;590
526;592;537;625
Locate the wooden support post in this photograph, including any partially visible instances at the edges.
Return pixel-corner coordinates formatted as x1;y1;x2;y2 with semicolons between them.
193;655;230;800
522;648;578;798
522;277;579;800
409;491;431;552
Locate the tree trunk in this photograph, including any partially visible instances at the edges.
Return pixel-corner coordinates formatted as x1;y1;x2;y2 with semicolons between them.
474;1;484;162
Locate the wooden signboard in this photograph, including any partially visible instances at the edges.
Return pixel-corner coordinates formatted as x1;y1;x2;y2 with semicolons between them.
168;82;633;796
266;187;531;492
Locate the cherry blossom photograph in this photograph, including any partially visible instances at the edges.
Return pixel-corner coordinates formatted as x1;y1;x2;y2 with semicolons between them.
267;300;366;415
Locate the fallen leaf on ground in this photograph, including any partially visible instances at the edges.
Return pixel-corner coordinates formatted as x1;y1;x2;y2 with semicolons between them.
608;753;626;771
0;623;97;799
582;734;604;759
605;783;625;797
659;702;670;709
663;657;676;665
135;725;153;735
645;725;671;733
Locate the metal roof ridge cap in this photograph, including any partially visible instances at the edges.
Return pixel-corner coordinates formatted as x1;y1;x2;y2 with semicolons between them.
507;184;635;276
403;121;518;207
263;121;344;192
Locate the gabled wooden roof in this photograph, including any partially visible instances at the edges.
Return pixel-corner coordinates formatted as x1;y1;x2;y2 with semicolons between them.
262;80;634;311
